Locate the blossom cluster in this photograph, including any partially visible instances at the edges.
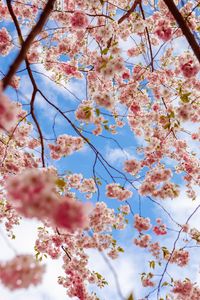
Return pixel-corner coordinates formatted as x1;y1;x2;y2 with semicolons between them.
106;183;133;201
0;255;45;290
124;159;141;175
34;201;128;298
49;134;84;160
0;199;20;236
0;88;18;132
141;273;155;288
67;173;97;195
0;0;200;298
70;11;89;30
155;20;172;42
75;100;94;123
0;27;12;56
93;91;114;110
178;53;199;78
169;249;189;267
172;280;200;299
6;169;90;232
6;168;58;219
134;214;151;232
153;218;167;235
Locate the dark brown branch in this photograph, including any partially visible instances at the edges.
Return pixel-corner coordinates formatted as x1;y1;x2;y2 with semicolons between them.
3;0;56;90
163;0;200;63
118;0;141;24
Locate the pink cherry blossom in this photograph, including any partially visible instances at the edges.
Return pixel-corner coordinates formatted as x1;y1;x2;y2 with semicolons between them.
124;159;141;175
180;60;199;78
168;249;189;267
134;234;151;248
0;255;45;290
134;214;152;232
0;1;200;299
0;89;18;132
0;27;12;55
172;280;193;298
6;168;58;220
70;11;89;29
106;183;133;201
49;134;84;160
153;218;167;235
53;196;91;231
155;20;172;42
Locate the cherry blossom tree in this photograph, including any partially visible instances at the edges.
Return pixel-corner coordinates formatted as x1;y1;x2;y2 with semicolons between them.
0;0;200;299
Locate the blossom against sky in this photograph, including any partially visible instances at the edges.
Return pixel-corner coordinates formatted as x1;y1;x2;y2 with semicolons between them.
0;0;200;299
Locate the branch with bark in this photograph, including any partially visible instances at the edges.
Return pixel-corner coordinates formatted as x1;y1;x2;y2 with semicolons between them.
118;0;141;24
163;0;200;63
3;0;56;90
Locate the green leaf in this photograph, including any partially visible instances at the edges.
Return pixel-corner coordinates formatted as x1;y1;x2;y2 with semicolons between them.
35;252;41;261
56;178;66;190
149;260;155;269
112;239;117;246
95;108;100;116
169;111;175;118
127;293;134;300
83;106;91;112
180;92;191;103
117;246;124;253
95;272;102;279
162;247;169;259
101;48;109;55
163;123;170;130
162;281;169;287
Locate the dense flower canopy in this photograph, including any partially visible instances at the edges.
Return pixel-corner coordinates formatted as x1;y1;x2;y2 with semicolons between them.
0;0;199;299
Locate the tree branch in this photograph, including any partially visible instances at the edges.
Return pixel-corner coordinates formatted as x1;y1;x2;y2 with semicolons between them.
139;2;154;72
163;0;200;63
5;0;46;167
118;0;141;24
3;0;56;90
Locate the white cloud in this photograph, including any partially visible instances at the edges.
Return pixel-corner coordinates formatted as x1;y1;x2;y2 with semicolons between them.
163;186;200;227
105;147;135;165
87;247;149;300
